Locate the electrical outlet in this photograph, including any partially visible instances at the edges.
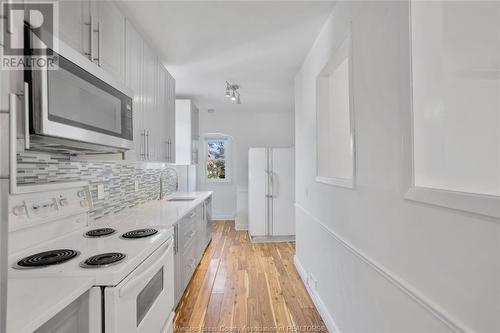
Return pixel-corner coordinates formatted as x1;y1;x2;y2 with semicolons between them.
97;184;105;200
134;180;139;192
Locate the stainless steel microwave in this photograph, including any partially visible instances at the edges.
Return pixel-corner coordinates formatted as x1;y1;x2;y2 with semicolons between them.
23;26;134;154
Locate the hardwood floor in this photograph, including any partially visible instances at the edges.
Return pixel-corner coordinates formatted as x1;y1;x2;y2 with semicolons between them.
174;220;327;332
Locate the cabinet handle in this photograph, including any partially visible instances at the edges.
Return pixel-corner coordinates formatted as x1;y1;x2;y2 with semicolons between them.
141;130;146;159
93;21;101;66
165;140;170;162
84;15;94;60
174;224;178;254
146;130;151;160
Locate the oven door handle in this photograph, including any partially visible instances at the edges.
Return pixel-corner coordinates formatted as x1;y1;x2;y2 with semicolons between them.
119;238;173;297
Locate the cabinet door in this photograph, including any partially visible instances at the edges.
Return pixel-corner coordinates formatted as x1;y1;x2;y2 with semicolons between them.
124;19;144;161
271;148;295;236
92;1;125;82
191;104;199;164
142;43;158;160
58;0;91;57
157;65;168;161
167;72;176;163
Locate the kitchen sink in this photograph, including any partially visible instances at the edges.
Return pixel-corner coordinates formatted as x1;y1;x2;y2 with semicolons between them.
167;197;196;202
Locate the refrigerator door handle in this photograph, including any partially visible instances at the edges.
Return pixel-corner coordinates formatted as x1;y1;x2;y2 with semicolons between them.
265;170;273;198
271;171;279;198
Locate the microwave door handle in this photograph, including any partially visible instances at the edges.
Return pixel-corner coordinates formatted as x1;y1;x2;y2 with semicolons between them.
119;239;173;297
8;93;18;191
23;82;30;150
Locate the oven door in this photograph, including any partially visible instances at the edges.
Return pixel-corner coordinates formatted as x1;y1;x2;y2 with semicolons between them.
26;28;134;151
105;239;174;333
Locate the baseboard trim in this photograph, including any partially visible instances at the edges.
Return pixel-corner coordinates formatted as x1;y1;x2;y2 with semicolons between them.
212;214;236;221
294;255;340;333
294;203;471;333
235;223;248;230
250;235;295;243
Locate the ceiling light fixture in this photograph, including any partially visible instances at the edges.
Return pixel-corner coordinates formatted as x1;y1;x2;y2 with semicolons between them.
225;81;241;104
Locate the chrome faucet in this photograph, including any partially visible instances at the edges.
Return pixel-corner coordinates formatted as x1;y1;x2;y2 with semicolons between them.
160;167;178;200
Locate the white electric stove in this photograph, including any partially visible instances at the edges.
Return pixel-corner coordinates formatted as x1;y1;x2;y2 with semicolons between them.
7;183;175;333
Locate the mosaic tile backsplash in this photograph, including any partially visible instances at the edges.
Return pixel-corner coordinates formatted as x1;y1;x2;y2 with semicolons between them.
17;152;178;220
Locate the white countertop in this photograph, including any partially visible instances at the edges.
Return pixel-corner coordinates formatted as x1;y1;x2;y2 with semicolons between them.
93;191;212;229
7;276;95;333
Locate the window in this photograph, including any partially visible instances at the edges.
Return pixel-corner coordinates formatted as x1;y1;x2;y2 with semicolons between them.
407;0;500;217
206;139;228;181
316;30;355;188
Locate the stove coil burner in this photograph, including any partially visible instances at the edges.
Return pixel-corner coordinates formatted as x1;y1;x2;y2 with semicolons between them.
15;249;79;269
121;228;158;239
80;252;126;268
85;228;116;238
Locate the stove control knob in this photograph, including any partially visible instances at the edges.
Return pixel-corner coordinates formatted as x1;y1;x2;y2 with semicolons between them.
12;205;26;216
59;198;69;206
77;190;86;198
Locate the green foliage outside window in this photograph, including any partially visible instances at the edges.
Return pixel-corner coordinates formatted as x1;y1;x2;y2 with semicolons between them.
207;140;226;179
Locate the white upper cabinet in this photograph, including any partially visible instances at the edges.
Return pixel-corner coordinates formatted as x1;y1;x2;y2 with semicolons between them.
50;1;176;163
58;0;91;57
123;19;176;163
156;65;176;163
175;99;199;165
124;19;143;161
57;0;125;82
91;1;125;82
167;72;176;163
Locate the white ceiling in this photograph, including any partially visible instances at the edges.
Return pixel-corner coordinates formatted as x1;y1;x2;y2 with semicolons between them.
119;1;335;114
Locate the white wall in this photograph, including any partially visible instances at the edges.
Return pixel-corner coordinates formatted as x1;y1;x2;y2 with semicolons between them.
294;1;500;332
197;109;294;221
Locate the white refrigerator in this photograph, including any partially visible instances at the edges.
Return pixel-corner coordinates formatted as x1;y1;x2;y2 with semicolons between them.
248;147;295;239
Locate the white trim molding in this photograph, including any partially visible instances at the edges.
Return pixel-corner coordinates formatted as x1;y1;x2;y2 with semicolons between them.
212;214;236;221
405;186;500;219
315;176;354;189
406;2;500;220
294;255;341;333
235;223;248;231
294;203;472;333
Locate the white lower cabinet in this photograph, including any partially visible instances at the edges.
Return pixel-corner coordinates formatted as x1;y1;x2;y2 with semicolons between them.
174;196;212;305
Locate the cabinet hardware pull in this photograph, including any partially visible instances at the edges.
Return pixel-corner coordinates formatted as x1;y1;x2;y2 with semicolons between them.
93;21;101;66
84;16;94;60
144;130;151;160
141;130;146;159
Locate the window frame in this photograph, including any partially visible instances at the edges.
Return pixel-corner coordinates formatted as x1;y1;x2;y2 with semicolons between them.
315;26;356;189
405;1;500;218
204;136;232;183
